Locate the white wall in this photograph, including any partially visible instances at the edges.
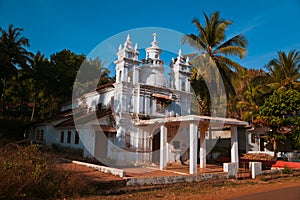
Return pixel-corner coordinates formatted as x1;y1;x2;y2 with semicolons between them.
78;128;95;158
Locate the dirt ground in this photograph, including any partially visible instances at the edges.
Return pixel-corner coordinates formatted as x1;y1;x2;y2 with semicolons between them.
74;177;300;200
58;160;300;200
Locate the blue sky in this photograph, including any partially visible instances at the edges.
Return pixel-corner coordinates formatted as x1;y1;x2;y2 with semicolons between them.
0;0;299;69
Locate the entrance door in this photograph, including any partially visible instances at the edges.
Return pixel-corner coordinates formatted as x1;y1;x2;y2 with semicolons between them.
152;131;160;163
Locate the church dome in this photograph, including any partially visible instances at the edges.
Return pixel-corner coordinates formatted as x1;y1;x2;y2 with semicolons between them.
139;33;168;88
143;68;168;87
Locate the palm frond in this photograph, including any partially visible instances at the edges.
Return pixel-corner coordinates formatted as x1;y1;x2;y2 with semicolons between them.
217;55;245;72
182;34;206;51
215;46;247;59
216;34;248;50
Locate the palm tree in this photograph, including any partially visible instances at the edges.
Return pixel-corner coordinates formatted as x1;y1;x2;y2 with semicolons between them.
27;51;50;121
265;50;300;91
183;11;248;102
235;69;268;121
0;24;32;101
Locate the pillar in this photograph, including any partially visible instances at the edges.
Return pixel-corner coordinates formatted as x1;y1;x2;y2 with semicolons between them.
189;122;198;174
199;131;206;168
231;126;239;164
132;66;139;84
160;124;167;170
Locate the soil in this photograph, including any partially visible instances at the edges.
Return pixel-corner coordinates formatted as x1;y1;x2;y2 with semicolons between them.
74;177;300;200
57;158;300;200
58;162;124;183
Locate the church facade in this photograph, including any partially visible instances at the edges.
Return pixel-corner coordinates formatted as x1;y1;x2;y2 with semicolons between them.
29;33;248;174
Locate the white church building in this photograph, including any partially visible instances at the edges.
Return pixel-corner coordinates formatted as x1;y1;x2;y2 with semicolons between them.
29;33;248;174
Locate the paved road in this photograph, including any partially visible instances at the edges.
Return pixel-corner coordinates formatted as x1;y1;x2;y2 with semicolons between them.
230;186;300;200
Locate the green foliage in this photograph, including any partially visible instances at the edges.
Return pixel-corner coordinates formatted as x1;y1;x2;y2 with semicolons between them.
0;25;114;122
259;90;300;127
256;89;300;156
260;176;267;181
282;166;292;174
183;11;248;117
0;144;95;199
265;50;300;91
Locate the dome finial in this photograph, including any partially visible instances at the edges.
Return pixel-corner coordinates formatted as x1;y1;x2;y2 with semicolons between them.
124;34;133;49
127;34;130;41
151;33;159;48
186;56;190;64
178;49;182;57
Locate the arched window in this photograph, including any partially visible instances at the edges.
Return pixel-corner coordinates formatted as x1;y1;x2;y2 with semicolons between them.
119;70;122;82
182;80;186;91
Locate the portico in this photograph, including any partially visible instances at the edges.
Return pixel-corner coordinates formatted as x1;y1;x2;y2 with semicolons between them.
135;115;247;174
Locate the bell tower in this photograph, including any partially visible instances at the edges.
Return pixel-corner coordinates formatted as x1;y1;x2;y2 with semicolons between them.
113;35;141;148
115;34;140;83
169;49;191;92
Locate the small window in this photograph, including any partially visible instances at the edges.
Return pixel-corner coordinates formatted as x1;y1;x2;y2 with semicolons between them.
156;99;165;113
60;131;64;143
74;131;79;144
155;54;158;58
96;103;102;111
251;134;256;143
36;130;44;141
125;133;131;148
67;131;71;143
119;70;122;82
182;80;186;91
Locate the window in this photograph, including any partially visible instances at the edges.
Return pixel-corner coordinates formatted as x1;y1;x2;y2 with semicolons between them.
74;131;79;144
67;131;71;143
182;80;186;91
96;103;102;111
125;133;131;148
156;99;165;113
119;70;122;82
60;131;64;143
36;130;44;141
251;134;256;143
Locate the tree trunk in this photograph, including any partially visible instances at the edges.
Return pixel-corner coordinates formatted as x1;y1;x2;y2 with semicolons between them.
273;139;277;159
30;96;35;121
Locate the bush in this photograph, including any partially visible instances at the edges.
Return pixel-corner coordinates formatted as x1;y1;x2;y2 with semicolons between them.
282;166;292;174
0;143;95;199
260;176;267;181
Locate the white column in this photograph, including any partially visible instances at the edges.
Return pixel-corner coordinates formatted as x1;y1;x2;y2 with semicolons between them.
189;122;198;174
160;124;167;170
231;125;239;164
133;66;139;84
199;130;206;168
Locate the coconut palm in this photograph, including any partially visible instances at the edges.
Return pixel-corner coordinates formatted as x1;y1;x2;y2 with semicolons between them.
183;11;248;98
235;69;268;121
27;51;50;121
0;24;32;100
265;50;300;91
0;24;32;73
